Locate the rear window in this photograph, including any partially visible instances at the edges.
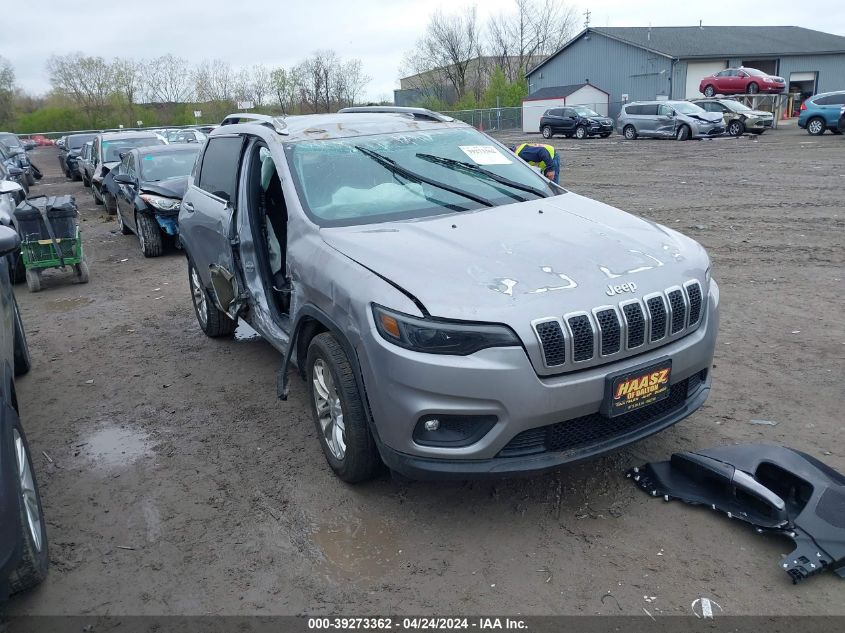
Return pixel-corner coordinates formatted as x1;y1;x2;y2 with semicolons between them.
814;93;845;106
68;134;96;150
102;137;164;162
197;137;243;202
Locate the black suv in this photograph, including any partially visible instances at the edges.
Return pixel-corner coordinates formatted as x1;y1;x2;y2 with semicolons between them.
59;133;97;181
540;106;614;139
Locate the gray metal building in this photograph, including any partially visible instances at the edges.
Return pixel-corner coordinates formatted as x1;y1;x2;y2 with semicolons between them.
526;26;845;117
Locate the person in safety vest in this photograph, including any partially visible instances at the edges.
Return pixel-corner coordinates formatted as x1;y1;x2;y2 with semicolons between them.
510;143;561;184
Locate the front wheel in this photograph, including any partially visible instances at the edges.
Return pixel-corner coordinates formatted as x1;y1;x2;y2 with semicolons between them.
574;125;587;139
728;120;745;137
103;192;116;215
92;185;104;206
676;125;691;141
307;332;380;483
623;125;637;140
117;209;132;235
807;117;826;135
137;213;163;257
703;85;716;97
6;423;49;595
541;126;553;139
188;261;236;338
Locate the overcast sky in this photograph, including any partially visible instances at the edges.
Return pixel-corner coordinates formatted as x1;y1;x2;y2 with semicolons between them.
3;0;844;100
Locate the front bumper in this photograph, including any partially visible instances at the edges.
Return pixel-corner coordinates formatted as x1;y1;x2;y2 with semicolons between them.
360;281;719;477
692;124;725;138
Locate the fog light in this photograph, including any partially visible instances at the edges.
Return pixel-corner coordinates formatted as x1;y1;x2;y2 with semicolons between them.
413;414;498;447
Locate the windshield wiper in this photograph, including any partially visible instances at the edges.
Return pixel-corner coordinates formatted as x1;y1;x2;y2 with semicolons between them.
354;146;494;208
416;153;550;200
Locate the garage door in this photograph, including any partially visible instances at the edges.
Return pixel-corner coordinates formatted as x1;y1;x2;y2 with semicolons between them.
685;60;728;99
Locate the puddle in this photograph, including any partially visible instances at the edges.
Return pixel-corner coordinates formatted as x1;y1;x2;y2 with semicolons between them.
79;426;150;467
234;321;261;341
311;515;398;580
46;297;93;312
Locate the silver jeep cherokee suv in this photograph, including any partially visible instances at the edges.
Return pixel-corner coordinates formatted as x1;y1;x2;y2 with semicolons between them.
179;110;719;482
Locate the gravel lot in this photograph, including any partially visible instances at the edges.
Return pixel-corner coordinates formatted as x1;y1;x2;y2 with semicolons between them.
5;125;844;616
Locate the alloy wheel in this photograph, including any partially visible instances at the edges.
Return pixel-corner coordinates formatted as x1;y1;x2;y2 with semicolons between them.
14;429;43;553
190;267;208;327
808;119;824;135
312;358;346;460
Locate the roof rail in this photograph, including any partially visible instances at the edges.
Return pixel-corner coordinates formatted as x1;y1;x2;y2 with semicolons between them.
338;106;454;123
220;113;288;135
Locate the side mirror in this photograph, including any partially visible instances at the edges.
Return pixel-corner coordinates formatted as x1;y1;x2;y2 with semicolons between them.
0;180;23;195
114;173;136;185
0;225;20;257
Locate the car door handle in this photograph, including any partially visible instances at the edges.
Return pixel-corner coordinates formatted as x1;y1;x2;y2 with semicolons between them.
183;202;194;212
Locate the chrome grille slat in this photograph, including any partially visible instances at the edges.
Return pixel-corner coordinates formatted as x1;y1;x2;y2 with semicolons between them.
621;301;645;349
567;314;594;362
531;279;706;373
667;288;687;335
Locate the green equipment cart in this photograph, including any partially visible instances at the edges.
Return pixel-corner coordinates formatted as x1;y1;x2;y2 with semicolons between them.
14;195;89;292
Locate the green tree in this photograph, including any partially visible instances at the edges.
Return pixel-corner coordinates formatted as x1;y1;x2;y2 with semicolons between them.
0;56;14;128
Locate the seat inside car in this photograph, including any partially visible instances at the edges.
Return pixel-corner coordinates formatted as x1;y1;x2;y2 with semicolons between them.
255;147;290;313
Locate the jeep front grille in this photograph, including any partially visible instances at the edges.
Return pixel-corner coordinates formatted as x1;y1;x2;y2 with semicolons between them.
531;280;705;371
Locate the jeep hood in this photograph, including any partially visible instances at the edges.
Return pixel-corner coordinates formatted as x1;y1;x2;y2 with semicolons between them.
320;193;707;321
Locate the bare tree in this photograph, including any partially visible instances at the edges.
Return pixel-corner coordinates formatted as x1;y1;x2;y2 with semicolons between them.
112;57;144;106
250;64;272;107
407;7;483;101
488;0;577;81
339;59;371;107
47;53;115;123
270;66;301;114
145;54;193;103
0;56;14;127
193;59;234;103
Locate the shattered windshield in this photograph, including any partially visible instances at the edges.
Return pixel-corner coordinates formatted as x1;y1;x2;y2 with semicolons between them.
102;137;165;162
285;128;560;227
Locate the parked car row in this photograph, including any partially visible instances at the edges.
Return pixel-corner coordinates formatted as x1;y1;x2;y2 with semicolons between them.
540;89;845;141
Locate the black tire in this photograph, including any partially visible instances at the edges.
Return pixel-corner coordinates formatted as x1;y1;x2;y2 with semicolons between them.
103;192;116;215
13;296;32;376
137;213;163;257
676;125;691;141
806;117;826;136
117;209;132;235
82;173;91;188
623;125;637;140
11;251;25;285
574;125;587;139
92;185;104;206
6;421;49;595
306;332;380;483
25;172;35;187
600;133;611;138
728;119;745;137
74;260;89;284
71;169;81;182
541;125;553;139
25;269;41;293
832;129;843;136
703;85;715;97
750;129;765;135
747;82;759;94
188;260;236;338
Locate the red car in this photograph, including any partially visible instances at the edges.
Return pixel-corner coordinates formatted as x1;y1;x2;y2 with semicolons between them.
699;67;786;97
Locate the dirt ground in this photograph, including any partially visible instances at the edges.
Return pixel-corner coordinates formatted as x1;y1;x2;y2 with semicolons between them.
4;125;844;617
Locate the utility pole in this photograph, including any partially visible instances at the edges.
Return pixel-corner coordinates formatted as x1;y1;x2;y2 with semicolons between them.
584;9;591;29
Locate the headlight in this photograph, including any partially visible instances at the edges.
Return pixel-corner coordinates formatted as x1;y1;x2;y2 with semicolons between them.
140;194;180;211
372;305;520;355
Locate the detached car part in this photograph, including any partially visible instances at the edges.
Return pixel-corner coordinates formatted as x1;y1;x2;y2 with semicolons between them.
630;444;845;583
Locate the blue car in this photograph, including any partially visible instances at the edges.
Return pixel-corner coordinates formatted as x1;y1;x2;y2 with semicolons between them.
798;91;845;135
